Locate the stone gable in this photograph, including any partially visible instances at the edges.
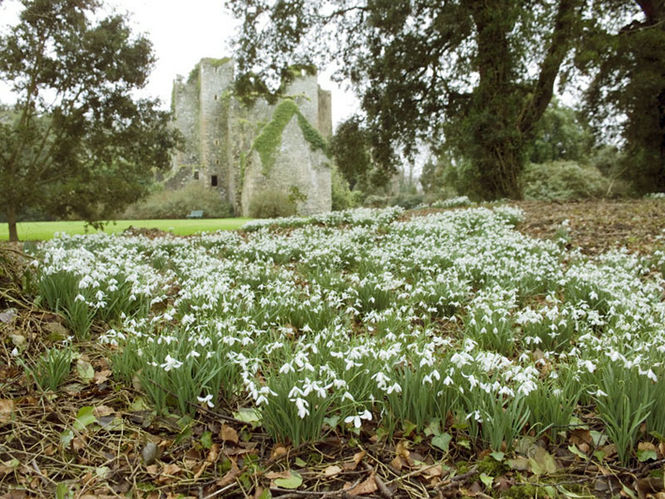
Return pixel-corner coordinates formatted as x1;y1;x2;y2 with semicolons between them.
169;58;333;216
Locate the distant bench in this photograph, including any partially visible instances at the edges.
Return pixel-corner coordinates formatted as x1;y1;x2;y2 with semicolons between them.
186;210;204;219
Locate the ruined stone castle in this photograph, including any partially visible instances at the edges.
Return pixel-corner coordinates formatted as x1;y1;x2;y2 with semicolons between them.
169;57;333;216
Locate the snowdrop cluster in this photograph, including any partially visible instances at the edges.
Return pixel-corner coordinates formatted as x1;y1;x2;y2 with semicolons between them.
31;206;665;450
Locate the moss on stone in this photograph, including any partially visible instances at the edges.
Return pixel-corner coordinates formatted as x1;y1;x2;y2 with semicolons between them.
250;99;329;176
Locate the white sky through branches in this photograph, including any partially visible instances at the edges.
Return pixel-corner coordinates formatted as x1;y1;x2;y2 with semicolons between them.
0;0;359;129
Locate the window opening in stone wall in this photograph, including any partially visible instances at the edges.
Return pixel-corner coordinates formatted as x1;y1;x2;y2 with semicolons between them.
194;170;199;180
214;95;218;100
211;175;218;187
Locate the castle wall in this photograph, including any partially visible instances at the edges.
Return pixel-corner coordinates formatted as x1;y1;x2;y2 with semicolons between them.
318;87;333;139
241;118;332;216
169;77;200;189
199;59;234;201
170;58;333;216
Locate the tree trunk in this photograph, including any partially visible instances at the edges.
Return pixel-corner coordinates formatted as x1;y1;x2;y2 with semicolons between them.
7;206;18;242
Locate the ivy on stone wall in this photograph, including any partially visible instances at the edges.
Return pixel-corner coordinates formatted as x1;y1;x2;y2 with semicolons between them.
251;99;328;176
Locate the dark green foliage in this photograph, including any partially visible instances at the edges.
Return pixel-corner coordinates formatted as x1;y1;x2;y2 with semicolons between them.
521;161;610;200
528;99;594;164
123;183;234;219
330;164;358;211
0;0;181;241
329;116;374;191
577;1;665;193
227;0;583;200
248;190;297;218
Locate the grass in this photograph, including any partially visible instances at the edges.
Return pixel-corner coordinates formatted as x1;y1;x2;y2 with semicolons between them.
0;218;251;241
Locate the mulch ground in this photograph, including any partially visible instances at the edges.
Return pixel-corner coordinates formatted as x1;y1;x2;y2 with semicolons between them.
515;199;664;256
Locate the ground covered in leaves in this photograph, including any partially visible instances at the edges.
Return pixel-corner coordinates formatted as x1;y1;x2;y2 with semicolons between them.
1;200;665;499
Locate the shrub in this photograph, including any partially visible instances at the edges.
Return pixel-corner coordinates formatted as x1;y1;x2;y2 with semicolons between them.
123;182;234;219
248;190;297;218
520;161;610;201
389;192;424;209
331;164;358;211
364;194;390;208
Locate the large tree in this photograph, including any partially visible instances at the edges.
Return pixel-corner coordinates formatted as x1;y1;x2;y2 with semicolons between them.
227;0;583;200
0;0;179;241
577;0;665;193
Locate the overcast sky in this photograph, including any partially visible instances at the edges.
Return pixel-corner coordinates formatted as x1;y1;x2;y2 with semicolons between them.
0;0;359;129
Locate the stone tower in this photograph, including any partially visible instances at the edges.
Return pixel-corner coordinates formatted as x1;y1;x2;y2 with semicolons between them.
170;58;333;216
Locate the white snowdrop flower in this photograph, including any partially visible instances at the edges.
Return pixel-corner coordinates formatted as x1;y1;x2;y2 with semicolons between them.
342;391;355;402
466;374;479;388
279;362;295;374
333;379;347;390
606;350;622;362
197;394;214;408
581;360;596;373
345;410;372;428
466;410;483;423
11;347;19;356
372;371;390;389
75;294;86;302
517;379;538;397
161;354;183;371
186;350;201;359
641;368;658;382
589;388;608;398
288;386;304;399
294;398;310;419
443;375;454;386
498;386;515;397
386;383;402;394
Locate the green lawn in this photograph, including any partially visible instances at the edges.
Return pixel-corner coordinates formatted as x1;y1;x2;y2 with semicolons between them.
0;218;251;241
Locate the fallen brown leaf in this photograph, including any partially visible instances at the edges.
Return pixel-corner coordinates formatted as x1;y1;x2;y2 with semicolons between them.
93;370;111;384
220;423;239;444
193;461;210;480
265;471;291;480
323;465;342;477
93;405;114;418
0;399;14;425
217;459;241;488
206;443;220;463
347;474;378;495
390;455;406;472
343;450;366;471
270;444;288;460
